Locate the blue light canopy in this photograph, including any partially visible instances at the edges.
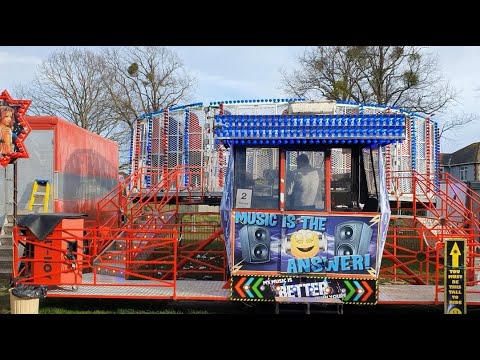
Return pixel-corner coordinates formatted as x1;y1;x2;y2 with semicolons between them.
214;114;405;146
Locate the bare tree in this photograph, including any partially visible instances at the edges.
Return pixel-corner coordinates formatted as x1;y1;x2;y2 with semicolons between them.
19;48;124;141
280;47;367;102
14;46;196;168
281;46;459;115
101;46;197;130
439;111;480;144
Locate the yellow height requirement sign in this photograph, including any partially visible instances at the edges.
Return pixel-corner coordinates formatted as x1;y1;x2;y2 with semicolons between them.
444;238;467;315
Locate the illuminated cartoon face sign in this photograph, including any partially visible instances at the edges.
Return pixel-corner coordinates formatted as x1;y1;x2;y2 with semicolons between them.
290;230;320;258
0;90;32;168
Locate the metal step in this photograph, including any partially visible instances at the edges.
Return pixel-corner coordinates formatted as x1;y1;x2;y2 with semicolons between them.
2;224;13;235
0;245;12;254
0;269;13;281
0;235;12;246
0;264;12;271
0;256;13;267
0;247;13;276
4;214;27;226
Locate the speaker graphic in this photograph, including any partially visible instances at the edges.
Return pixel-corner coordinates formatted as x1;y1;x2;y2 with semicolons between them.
334;221;372;256
239;225;271;263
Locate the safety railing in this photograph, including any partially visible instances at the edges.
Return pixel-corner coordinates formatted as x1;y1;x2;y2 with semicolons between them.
12;224;179;299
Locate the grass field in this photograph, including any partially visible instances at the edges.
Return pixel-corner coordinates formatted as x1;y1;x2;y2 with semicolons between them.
0;289;9;314
0;276;242;314
4;288;480;315
1;281;475;315
1;283;237;314
0;288;237;314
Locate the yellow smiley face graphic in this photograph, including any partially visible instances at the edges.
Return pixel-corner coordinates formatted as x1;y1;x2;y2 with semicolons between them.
290;230;320;259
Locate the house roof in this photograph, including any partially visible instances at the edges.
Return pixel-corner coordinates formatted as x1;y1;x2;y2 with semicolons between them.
440;142;480;166
440;153;452;166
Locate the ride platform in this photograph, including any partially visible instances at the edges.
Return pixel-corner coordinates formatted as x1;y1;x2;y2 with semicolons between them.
45;275;480;306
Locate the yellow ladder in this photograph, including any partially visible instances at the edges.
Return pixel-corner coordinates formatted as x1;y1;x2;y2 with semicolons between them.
27;179;50;212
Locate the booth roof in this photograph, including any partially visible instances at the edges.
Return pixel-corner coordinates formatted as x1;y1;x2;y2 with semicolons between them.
213;113;406;147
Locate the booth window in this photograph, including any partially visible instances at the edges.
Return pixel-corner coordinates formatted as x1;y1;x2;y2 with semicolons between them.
234;147;279;209
331;148;352;211
285;150;325;211
331;147;378;212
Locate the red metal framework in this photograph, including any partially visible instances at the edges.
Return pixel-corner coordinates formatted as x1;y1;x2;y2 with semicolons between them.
161;216;226;281
10;164;480;304
13;225;180;299
382;170;480;287
383;219;441;285
12;164;228;299
438;170;480;233
96;165;204;252
95;164;225;282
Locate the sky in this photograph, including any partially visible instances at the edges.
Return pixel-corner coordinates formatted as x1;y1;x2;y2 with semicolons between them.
0;46;478;154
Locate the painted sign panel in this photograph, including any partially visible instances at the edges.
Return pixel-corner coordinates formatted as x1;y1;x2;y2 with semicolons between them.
232;211;379;276
444;238;467;315
0;90;32;167
231;274;377;304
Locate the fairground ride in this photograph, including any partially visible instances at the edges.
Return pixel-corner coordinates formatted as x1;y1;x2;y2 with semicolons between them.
11;98;480;310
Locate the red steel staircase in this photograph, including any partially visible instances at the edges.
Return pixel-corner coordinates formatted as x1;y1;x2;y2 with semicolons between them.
94;165;226;281
383;170;480;285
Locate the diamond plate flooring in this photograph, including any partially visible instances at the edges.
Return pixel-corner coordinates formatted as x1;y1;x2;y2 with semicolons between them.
45;273;480;305
47;273;230;300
